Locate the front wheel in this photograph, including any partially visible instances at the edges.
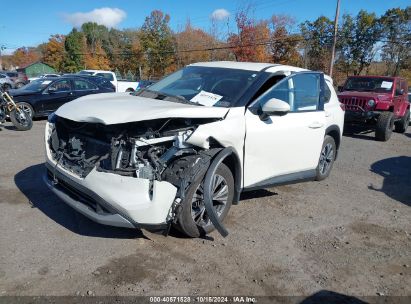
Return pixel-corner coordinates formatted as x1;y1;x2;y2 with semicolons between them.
375;112;394;141
176;163;234;237
16;102;34;119
315;135;336;181
9;107;33;131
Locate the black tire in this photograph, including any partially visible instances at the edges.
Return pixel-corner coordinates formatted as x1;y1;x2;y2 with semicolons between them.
375;112;394;141
394;109;410;133
16;102;34;119
9;107;33;131
176;163;234;238
125;88;135;92
2;83;12;91
315;135;336;181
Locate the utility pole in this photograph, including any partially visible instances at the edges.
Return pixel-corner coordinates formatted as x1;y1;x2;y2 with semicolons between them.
0;45;6;71
329;0;341;77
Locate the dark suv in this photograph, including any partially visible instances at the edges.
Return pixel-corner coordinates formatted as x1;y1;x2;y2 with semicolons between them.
338;76;410;141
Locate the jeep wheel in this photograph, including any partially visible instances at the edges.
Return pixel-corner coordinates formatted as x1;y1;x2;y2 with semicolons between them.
176;163;234;238
315;135;336;181
394;109;410;133
375;112;394;141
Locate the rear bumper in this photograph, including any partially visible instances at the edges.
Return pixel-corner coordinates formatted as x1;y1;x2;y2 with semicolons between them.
44;163;173;230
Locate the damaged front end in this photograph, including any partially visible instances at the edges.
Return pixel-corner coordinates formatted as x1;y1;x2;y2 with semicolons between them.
44;114;224;232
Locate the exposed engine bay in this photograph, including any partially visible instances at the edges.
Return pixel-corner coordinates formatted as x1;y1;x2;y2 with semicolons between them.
48;117;217;180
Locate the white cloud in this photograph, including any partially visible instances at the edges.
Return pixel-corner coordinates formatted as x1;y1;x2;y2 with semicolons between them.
64;7;126;28
211;9;230;21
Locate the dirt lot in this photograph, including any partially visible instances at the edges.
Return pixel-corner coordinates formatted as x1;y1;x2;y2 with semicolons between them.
0;120;410;300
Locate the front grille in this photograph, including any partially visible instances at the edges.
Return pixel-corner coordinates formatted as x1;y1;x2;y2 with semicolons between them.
339;97;367;112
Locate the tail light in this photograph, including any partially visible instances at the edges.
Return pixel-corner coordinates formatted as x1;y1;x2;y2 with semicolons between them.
339;103;346;111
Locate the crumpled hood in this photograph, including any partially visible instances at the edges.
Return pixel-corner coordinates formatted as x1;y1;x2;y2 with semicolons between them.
55;92;229;124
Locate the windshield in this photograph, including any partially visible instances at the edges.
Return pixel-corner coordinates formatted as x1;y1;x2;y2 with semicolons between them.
343;77;394;93
21;79;53;91
136;66;259;107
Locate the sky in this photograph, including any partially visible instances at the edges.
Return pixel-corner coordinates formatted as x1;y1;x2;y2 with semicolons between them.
1;0;409;54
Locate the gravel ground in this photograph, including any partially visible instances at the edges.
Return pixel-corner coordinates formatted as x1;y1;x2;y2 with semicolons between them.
0;120;410;301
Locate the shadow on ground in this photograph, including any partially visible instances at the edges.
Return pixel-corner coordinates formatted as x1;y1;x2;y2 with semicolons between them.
369;156;411;207
14;163;146;239
343;125;376;141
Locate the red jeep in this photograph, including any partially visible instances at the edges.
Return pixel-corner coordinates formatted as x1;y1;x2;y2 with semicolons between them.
338;76;410;141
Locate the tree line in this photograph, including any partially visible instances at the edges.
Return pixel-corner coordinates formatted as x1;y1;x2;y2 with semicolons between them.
3;6;410;84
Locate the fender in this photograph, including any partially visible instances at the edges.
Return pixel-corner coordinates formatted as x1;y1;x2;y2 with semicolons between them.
203;147;237;237
325;124;341;160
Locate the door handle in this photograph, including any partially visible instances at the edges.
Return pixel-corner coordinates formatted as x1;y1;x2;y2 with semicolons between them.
308;122;324;129
325;111;331;117
68;92;74;96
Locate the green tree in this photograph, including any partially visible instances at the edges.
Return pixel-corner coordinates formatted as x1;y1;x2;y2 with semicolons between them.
63;28;85;72
300;16;334;72
338;10;382;75
380;7;411;76
140;10;175;77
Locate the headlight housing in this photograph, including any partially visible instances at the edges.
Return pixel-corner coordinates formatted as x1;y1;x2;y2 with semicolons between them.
367;99;376;107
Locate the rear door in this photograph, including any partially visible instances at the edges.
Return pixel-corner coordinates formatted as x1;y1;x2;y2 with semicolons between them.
73;78;100;99
243;72;326;188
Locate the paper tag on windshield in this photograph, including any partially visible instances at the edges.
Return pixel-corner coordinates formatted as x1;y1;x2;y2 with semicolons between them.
191;90;223;106
381;81;393;89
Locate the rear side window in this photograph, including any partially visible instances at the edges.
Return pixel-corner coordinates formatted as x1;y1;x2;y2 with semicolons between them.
96;73;114;81
74;79;98;90
324;81;332;103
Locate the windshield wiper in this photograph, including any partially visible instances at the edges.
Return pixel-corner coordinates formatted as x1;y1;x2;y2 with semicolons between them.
135;89;202;106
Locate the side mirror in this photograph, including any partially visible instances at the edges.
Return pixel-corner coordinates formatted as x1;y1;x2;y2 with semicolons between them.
48;86;57;93
261;98;290;117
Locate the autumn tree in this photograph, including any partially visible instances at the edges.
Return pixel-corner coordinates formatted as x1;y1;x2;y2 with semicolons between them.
63;28;85;72
140;10;175;77
42;34;65;72
380;7;411;76
175;21;217;67
269;15;302;65
228;10;270;62
300;16;334;71
11;47;40;67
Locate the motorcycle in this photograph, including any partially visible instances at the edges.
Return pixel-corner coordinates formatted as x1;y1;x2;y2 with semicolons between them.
0;85;33;131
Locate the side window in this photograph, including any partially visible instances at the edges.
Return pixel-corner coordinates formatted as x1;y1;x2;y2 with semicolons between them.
49;80;71;92
74;79;98;91
255;73;322;112
0;74;5;78
96;73;114;81
395;80;402;96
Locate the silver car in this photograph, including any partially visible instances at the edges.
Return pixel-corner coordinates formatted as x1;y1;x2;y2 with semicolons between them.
0;73;15;90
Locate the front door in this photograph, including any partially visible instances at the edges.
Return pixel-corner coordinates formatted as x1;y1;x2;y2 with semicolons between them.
42;79;74;113
243;72;326;188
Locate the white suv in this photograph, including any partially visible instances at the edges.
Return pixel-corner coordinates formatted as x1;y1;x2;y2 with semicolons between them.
44;62;344;237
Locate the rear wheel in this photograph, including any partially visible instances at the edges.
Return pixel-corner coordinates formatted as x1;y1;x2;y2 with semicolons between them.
315;135;336;181
394;109;409;133
375;112;394;141
2;83;12;91
176;163;234;237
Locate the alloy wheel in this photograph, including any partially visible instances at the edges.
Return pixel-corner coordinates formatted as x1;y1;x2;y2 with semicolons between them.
191;174;229;227
319;143;334;175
